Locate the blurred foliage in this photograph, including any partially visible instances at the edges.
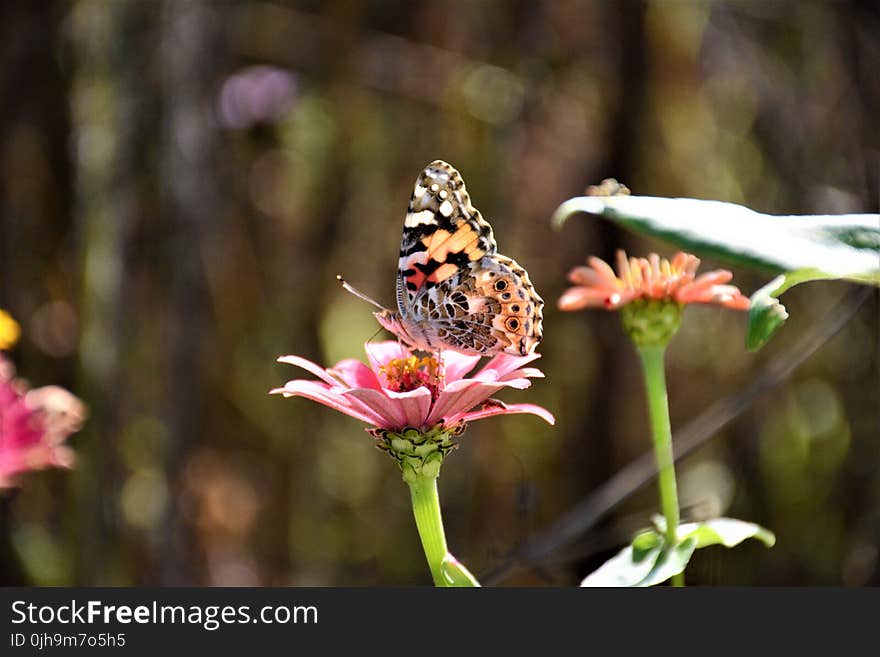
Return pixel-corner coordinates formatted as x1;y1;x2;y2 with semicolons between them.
0;0;877;586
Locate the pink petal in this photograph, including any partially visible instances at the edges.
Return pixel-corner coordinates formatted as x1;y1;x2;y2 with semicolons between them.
271;380;385;426
330;359;381;389
50;445;76;469
475;352;542;382
440;351;482;383
23;385;87;448
490;377;532;390
270;378;331;395
426;379;510;425
455;402;555;426
277;355;341;387
342;388;410;429
364;341;409;378
383;387;433;428
501;367;545;382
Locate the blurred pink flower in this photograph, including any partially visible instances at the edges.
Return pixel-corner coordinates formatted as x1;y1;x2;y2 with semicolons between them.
0;356;87;488
558;250;750;312
270;341;554;432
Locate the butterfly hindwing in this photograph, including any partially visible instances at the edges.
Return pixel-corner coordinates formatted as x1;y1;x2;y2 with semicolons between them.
411;254;543;356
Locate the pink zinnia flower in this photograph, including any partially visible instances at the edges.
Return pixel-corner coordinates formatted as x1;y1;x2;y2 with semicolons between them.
0;356;87;488
270;341;554;432
558;250;750;312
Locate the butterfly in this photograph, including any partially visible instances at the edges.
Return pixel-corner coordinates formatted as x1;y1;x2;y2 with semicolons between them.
339;160;543;357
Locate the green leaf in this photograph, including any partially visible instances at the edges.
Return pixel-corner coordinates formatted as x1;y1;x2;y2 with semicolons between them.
580;535;664;587
746;275;790;351
553;195;880;348
440;553;481;587
553;195;880;279
652;514;775;549
584;517;776;586
580;533;697;588
637;537;697;588
631;529;662;557
678;518;776;549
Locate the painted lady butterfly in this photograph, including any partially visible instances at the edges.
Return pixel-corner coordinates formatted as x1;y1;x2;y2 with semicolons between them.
340;160;543;357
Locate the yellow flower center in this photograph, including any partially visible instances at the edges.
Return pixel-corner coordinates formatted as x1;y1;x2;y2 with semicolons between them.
0;310;20;350
379;355;441;395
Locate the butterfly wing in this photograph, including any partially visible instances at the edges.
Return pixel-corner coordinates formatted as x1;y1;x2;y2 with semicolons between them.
417;254;543;356
397;160;497;315
395;160;543;356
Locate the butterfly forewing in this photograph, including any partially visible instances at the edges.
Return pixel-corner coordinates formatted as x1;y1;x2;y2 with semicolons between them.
397;161;496;312
392;160;543;357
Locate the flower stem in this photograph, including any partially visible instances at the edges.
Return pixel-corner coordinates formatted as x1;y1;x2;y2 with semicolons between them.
637;345;684;587
407;473;479;587
408;474;448;586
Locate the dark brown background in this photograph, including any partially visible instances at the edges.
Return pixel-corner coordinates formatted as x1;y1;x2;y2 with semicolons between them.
0;0;877;586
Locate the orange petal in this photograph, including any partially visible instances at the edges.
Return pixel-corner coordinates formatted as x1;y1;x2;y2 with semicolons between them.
587;256;622;289
557;286;614;311
567;265;601;287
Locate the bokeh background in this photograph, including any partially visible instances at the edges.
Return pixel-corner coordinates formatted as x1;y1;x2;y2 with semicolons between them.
0;0;877;586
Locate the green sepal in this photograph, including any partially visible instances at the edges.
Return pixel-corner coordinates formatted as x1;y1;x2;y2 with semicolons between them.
620;299;683;348
373;424;459;482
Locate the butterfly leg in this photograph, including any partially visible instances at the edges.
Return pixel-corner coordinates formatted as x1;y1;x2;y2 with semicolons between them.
436;349;446;389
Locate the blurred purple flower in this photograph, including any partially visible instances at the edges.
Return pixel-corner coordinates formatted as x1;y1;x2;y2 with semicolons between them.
218;65;298;130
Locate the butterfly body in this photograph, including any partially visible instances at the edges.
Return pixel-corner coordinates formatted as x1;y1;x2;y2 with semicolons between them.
372;160;543;357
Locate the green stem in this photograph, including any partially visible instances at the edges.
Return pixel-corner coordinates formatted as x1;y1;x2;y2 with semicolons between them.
638;345;684;587
407;473;480;587
408;473;451;586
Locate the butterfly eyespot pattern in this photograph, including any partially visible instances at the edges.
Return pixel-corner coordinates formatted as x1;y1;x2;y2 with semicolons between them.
374;160;544;357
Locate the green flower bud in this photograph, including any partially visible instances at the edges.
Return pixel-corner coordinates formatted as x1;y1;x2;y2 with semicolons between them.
620;298;683;348
375;424;461;482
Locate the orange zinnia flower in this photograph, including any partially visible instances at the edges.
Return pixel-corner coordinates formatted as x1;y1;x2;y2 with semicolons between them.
558;250;750;312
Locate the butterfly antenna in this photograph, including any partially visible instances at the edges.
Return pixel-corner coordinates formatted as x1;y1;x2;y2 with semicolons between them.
336;274;386;311
369;325;385;341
